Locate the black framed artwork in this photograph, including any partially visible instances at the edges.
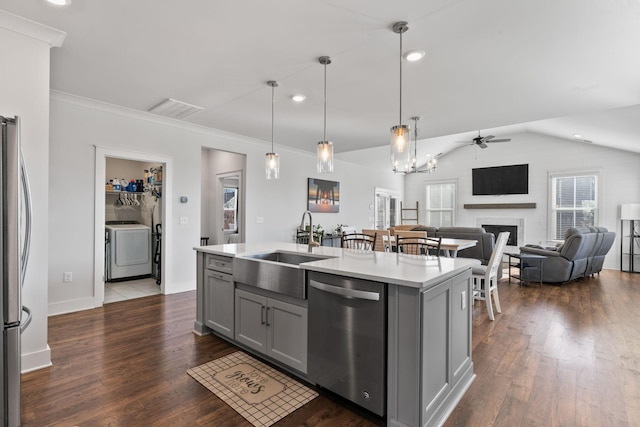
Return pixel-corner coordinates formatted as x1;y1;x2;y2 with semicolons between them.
307;178;339;213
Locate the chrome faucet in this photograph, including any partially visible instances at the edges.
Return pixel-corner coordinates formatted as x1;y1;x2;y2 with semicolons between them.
300;210;320;252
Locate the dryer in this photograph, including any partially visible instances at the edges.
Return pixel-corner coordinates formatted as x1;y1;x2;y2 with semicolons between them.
105;223;152;281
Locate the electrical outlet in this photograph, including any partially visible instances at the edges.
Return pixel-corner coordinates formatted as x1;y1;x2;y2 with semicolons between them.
256;216;264;223
63;272;73;282
179;216;188;225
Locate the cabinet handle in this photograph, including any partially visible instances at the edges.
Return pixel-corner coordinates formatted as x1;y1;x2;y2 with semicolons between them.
213;273;232;283
265;306;270;326
309;280;380;301
261;305;266;325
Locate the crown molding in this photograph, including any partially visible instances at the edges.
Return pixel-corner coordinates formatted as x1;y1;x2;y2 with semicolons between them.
0;10;66;47
49;90;315;158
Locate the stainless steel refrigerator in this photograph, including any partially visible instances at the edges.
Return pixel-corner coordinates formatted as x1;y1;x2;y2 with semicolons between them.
2;116;32;427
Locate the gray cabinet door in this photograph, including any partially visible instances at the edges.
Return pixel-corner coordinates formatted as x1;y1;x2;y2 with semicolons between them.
451;273;472;385
204;270;235;339
235;289;267;353
421;279;452;421
266;298;308;373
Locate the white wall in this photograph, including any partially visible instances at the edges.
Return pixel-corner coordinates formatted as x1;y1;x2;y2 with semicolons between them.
48;92;402;316
404;131;640;270
0;13;65;371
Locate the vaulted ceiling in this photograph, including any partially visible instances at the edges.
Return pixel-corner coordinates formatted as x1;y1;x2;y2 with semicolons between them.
2;0;639;161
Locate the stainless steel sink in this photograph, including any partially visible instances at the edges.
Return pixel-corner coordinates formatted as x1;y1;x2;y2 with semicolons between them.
234;251;334;299
241;251;329;265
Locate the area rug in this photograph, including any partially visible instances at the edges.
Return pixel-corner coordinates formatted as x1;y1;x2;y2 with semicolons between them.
187;351;318;427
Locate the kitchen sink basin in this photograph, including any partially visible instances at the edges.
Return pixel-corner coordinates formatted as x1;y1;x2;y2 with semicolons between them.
241;251;329;265
234;251;334;299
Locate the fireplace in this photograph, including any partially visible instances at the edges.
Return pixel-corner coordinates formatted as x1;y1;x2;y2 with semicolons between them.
476;218;525;248
482;224;518;246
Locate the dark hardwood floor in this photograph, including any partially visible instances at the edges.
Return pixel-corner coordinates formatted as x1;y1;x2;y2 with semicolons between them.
21;270;640;426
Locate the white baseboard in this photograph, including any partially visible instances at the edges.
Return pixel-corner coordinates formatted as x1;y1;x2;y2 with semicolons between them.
165;280;196;294
22;345;52;373
48;297;98;316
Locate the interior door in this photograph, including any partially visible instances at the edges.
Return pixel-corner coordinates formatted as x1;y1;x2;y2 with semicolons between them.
374;188;400;229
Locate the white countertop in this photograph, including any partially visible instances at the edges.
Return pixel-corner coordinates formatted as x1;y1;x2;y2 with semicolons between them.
195;242;479;289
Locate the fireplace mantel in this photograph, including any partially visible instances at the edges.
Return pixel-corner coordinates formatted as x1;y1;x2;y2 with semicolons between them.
464;203;536;209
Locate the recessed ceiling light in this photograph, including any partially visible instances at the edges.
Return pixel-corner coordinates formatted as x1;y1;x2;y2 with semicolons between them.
46;0;72;5
573;134;583;139
292;94;306;102
404;50;425;62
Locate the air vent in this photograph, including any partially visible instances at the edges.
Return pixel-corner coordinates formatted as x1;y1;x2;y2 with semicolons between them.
148;98;204;119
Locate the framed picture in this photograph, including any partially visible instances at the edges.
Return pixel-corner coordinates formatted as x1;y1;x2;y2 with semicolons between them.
307;178;339;213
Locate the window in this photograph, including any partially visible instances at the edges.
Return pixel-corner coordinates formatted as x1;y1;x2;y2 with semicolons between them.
425;181;456;227
223;187;238;233
550;173;598;240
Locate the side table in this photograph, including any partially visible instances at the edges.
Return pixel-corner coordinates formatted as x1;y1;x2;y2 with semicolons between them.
506;252;545;287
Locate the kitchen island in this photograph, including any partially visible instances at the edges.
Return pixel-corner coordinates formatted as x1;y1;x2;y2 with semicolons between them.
194;242;478;427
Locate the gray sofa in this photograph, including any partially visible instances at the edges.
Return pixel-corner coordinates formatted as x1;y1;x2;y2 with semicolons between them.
519;226;615;284
396;225;496;266
435;227;496;265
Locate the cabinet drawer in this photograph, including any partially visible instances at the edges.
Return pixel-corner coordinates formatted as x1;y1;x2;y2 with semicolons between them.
205;254;233;274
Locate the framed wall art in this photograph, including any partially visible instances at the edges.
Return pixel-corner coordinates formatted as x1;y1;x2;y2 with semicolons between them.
307;178;339;213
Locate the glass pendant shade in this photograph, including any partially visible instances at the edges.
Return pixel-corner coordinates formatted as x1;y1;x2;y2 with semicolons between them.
425;154;437;172
265;152;280;180
390;22;411;173
317;56;334;173
266;80;279;180
317;141;333;173
391;124;412;172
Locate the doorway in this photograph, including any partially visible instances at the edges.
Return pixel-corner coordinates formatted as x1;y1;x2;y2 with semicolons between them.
94;147;173;307
104;158;163;303
201;148;246;245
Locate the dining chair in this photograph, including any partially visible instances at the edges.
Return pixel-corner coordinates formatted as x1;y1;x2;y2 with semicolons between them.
472;231;510;321
395;236;442;256
361;229;390;252
341;233;376;250
394;230;436;254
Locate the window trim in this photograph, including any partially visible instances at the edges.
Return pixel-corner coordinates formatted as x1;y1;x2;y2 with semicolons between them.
548;169;601;242
425;179;457;228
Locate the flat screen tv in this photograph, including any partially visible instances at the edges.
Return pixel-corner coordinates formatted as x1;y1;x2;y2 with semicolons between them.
472;164;529;195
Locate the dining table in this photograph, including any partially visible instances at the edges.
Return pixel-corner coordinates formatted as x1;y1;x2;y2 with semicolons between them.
384;235;477;257
436;238;477;257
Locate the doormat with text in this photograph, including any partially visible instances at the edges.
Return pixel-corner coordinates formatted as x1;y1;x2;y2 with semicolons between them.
187;351;318;427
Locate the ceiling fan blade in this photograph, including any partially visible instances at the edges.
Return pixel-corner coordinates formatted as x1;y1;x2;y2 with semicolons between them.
483;135;495;141
486;138;511;143
478;142;488;149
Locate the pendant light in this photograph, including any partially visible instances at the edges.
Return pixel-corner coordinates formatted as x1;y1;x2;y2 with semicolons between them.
391;21;412;173
317;56;334;173
266;80;280;180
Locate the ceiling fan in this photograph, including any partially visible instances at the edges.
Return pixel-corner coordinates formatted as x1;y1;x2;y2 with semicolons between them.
459;131;511;149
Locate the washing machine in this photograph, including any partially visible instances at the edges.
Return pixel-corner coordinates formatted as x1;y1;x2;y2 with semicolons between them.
105;222;152;281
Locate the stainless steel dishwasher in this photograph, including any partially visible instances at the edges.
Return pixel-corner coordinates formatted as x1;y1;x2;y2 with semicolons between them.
308;271;386;416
